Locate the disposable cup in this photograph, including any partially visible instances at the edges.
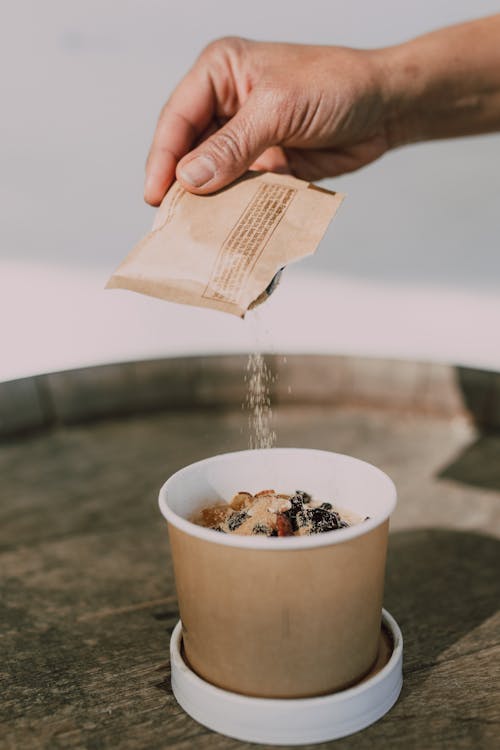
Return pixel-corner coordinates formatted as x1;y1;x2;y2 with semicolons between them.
159;448;397;698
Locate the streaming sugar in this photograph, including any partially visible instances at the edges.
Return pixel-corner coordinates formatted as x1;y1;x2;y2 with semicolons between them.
245;353;276;450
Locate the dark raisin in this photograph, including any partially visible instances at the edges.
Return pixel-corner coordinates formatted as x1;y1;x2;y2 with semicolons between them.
307;507;340;533
252;523;273;536
288;492;307;530
289;515;299;532
227;511;248;531
284;505;300;532
295;509;308;529
320;502;333;510
295;490;311;504
270;528;278;537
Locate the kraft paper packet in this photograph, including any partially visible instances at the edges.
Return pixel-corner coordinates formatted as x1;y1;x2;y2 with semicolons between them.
106;171;344;317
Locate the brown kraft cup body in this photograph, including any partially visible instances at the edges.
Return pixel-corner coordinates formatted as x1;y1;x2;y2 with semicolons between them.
159;449;397;699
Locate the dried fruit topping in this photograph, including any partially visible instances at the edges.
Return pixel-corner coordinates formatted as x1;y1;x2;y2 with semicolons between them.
251;523;273;536
307;507;341;533
289;493;304;513
295;490;311;504
227;511;248;531
193;489;358;537
295;509;309;529
276;513;294;537
230;492;253;510
287;495;302;531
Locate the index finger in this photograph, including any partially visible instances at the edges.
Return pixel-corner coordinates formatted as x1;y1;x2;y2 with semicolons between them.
144;64;215;206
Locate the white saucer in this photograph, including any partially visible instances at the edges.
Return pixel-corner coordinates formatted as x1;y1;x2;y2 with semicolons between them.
170;608;403;745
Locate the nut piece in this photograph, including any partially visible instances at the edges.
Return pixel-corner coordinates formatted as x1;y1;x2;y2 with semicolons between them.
230;492;253;510
200;505;229;528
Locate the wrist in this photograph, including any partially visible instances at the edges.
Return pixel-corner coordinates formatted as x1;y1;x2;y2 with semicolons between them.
372;15;500;148
369;43;428;149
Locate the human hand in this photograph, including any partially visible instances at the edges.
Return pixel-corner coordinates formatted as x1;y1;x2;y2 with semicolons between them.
144;38;389;204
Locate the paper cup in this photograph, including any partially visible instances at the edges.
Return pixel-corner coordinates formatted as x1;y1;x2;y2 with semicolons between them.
159;448;396;699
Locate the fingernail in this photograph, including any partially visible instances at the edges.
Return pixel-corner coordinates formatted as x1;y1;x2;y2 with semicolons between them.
178;156;215;187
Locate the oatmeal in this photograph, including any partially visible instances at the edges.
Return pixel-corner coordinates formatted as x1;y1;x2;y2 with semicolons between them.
192;489;365;536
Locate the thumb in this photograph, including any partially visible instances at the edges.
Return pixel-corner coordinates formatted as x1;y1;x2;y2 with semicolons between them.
176;96;275;194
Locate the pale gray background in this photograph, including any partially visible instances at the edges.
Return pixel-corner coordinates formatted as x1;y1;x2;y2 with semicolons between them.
1;0;499;290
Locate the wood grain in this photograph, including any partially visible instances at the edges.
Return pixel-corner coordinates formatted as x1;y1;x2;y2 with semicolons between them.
1;405;499;749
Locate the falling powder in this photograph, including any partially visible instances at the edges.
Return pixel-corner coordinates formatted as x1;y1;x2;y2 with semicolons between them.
245;353;276;449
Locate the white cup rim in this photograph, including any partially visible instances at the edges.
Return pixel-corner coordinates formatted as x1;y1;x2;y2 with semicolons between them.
158;448;397;551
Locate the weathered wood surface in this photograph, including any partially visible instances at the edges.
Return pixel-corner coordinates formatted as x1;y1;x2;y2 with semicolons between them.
1;405;499;749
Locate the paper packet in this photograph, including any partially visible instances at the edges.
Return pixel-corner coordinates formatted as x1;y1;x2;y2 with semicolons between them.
107;171;344;317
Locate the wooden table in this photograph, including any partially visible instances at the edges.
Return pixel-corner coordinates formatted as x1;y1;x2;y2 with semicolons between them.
1;400;499;749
